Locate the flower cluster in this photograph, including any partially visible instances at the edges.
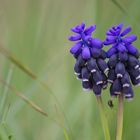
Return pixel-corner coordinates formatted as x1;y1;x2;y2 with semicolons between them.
69;22;109;96
69;22;140;100
104;23;140;100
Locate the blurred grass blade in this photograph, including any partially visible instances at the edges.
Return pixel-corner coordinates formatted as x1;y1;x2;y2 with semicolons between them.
0;64;13;123
0;45;74;139
110;0;127;14
0;76;73;140
0;77;48;117
0;46;37;80
63;128;70;140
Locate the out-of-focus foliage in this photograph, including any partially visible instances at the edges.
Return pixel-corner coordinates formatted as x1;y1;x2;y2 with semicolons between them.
0;0;139;140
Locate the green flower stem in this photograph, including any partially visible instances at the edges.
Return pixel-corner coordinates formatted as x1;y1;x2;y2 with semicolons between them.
96;96;110;140
116;94;123;140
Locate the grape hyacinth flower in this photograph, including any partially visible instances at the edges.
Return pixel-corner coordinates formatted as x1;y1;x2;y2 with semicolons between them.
69;22;109;96
104;23;140;100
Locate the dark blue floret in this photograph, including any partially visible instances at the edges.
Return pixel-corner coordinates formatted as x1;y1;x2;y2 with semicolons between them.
97;58;109;73
82;81;91;91
108;54;118;68
105;23;140;100
76;54;86;67
121;72;131;87
92;71;103;85
69;22;108;96
123;86;134;101
74;62;81;75
93;84;102;96
127;55;139;68
115;62;126;78
108;69;116;83
90;47;101;58
127;68;140;80
112;79;122;95
81;67;90;81
87;58;98;73
118;52;128;62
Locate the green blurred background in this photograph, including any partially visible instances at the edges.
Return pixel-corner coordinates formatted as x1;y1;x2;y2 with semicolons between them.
0;0;140;139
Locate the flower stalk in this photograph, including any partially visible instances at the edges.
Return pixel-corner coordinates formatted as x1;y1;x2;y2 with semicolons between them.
96;96;110;140
116;94;123;140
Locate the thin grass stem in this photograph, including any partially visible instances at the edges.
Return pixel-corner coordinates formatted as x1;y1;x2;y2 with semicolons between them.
0;64;13;123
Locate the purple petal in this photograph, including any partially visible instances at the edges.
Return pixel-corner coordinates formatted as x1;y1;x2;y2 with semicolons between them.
71;27;81;33
69;34;81;41
120;26;131;37
89;38;103;48
80;22;86;30
109;29;116;34
106;36;116;41
108;28;120;36
127;44;138;54
122;35;137;43
104;39;115;45
117;23;123;29
117;43;127;52
107;47;117;57
106;31;115;36
115;29;121;36
71;22;85;33
70;41;83;54
113;26;117;30
84;25;96;35
82;47;91;59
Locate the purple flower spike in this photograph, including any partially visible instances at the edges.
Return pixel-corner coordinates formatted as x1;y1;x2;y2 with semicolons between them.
105;23;140;100
69;22;108;96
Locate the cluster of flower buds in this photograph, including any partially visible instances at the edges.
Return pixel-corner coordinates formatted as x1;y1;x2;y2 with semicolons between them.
69;23;109;96
69;22;140;100
104;23;140;100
